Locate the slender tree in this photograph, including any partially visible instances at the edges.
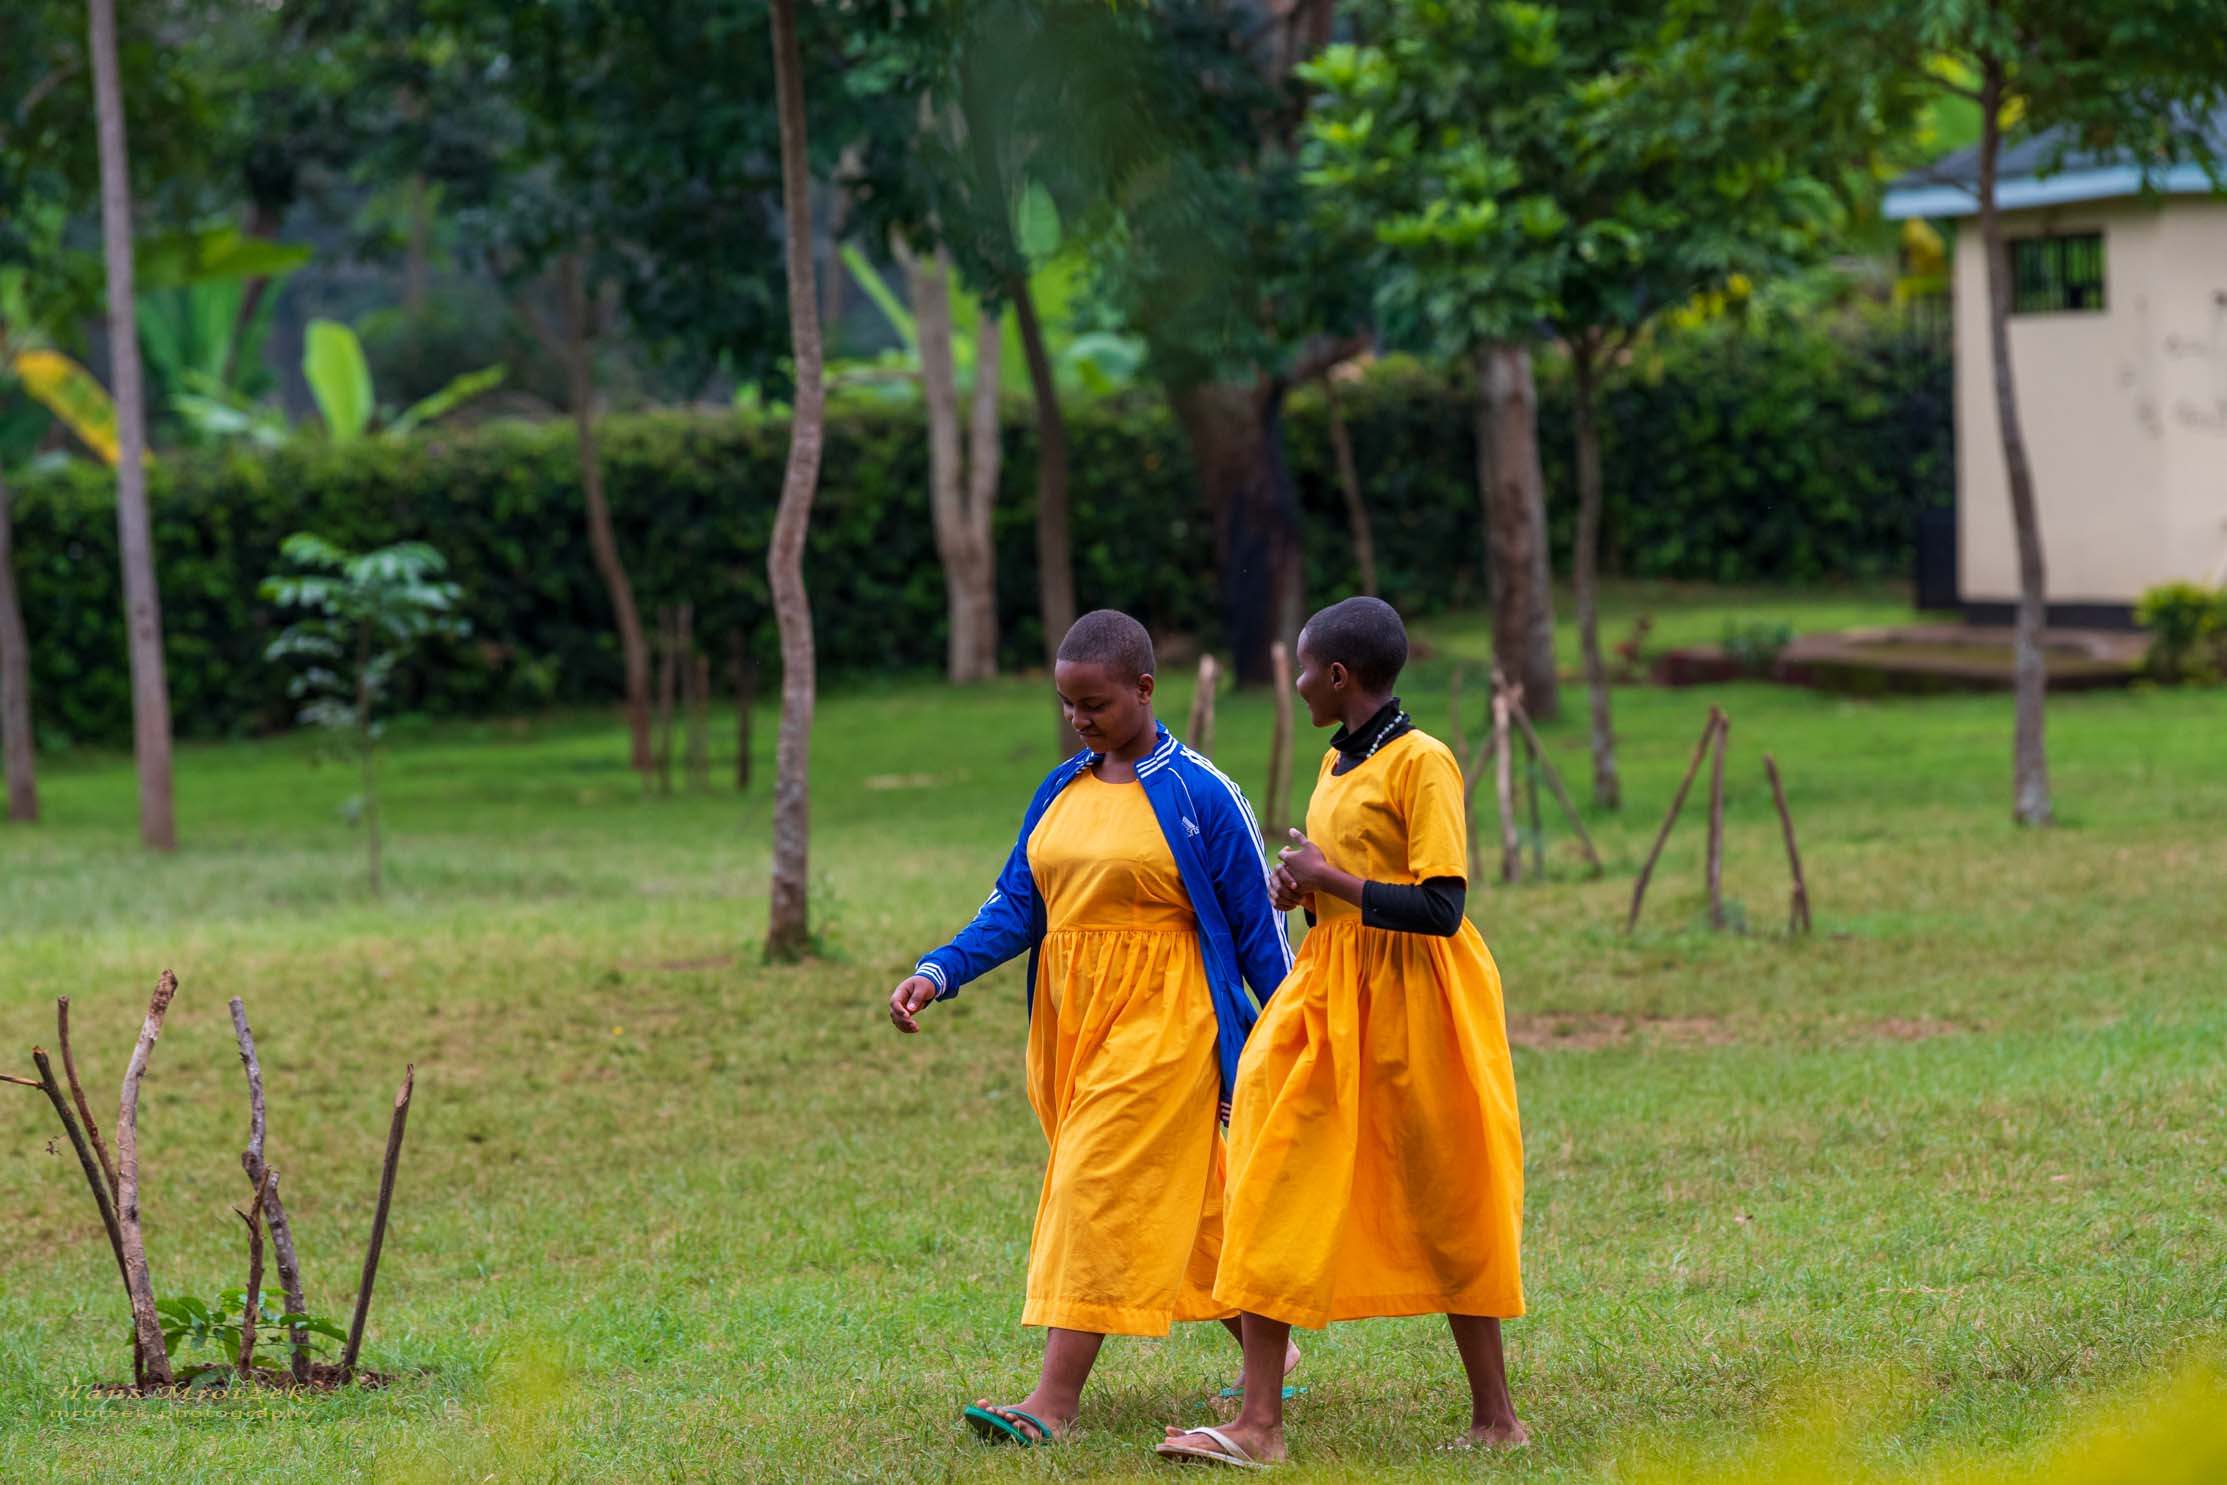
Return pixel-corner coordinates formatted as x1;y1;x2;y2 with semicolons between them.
0;466;34;821
1862;0;2227;825
88;0;175;850
765;0;825;961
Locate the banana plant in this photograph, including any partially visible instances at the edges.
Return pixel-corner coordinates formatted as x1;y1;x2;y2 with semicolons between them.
301;318;503;443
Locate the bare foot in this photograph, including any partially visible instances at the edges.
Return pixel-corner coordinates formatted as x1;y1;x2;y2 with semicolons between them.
971;1395;1074;1443
1162;1419;1286;1465
1445;1418;1530;1451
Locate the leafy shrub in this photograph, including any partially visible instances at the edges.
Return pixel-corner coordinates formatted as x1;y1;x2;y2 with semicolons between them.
11;322;1949;744
2134;581;2227;685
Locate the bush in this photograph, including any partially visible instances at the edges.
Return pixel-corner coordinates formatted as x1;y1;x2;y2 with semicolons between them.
2134;581;2227;684
10;322;1949;745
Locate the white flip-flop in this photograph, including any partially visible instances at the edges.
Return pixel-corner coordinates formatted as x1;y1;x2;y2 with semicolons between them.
1156;1424;1270;1469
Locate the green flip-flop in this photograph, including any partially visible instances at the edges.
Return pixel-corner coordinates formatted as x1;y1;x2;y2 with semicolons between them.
965;1404;1058;1446
1213;1384;1306;1402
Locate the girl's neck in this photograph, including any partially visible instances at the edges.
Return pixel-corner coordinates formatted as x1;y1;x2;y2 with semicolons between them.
1100;714;1159;766
1338;692;1396;734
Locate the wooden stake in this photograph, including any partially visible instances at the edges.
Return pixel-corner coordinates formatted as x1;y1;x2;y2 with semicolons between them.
230;997;310;1383
1265;641;1294;834
342;1063;414;1383
687;653;711;792
57;997;119;1200
654;606;678;796
1491;673;1521;885
115;968;178;1386
1706;712;1730;930
731;632;754;792
1627;710;1721;933
1187;654;1219;756
1523;726;1544;881
32;1048;138;1380
1508;702;1602;874
1764;753;1813;935
1448;665;1496;876
235;1164;272;1379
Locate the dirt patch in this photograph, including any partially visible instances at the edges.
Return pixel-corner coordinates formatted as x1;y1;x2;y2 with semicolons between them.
85;1363;393;1400
1507;1012;1733;1051
1869;1016;1962;1041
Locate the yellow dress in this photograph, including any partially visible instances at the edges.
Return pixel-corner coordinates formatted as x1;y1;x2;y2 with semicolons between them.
1020;771;1233;1335
1216;730;1525;1329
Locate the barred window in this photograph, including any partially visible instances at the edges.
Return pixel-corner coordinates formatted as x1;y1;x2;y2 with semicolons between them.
2011;232;2105;314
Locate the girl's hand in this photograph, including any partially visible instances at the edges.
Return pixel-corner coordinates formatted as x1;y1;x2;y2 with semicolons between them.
1278;830;1332;893
888;974;939;1033
1269;865;1310;913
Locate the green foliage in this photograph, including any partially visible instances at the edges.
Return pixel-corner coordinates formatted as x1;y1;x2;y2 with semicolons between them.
147;1289;353;1391
303;321;377;443
1722;619;1797;675
2134;582;2227;685
13;326;1947;746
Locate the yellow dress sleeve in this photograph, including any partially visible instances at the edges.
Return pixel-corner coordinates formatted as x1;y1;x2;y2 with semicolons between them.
1404;744;1470;883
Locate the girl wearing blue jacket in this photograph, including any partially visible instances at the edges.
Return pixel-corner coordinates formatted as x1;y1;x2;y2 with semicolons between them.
887;610;1294;1447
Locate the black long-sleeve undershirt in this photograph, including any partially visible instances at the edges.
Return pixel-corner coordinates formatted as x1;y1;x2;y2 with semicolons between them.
1303;875;1467;936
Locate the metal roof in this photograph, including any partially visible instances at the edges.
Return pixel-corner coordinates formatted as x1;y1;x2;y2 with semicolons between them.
1883;109;2227;220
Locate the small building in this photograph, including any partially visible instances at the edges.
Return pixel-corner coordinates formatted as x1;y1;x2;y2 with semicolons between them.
1885;121;2227;624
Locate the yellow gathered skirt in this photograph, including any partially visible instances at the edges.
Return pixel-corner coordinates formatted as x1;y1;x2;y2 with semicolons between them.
1020;773;1233;1335
1216;732;1525;1329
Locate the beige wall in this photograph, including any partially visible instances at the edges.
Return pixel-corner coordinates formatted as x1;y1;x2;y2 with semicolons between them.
1955;197;2227;606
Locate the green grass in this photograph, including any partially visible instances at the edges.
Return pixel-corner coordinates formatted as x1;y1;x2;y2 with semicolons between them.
3;583;2224;1483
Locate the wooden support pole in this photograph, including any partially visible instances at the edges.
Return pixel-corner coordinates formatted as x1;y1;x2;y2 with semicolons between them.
1523;726;1545;881
235;1164;272;1379
1706;712;1730;930
1764;753;1813;935
687;653;711;792
731;632;754;792
341;1064;415;1383
1265;641;1294;835
1509;701;1602;875
230;997;310;1383
654;606;678;796
32;1048;139;1381
1491;673;1521;885
1627;709;1721;933
1448;665;1495;877
57;996;119;1200
116;968;178;1386
1187;654;1219;756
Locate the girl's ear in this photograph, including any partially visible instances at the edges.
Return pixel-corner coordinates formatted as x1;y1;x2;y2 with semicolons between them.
1136;672;1156;705
1328;660;1349;692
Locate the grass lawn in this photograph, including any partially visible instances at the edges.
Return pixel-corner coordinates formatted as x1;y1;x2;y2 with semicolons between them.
2;582;2223;1483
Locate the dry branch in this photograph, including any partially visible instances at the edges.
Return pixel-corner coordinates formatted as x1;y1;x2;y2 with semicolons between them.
1187;654;1219;756
1627;710;1721;933
31;1048;138;1380
1266;641;1295;834
1765;753;1813;935
1508;702;1602;874
342;1064;415;1382
235;1164;272;1378
1706;713;1730;930
116;969;178;1386
57;997;118;1200
230;996;310;1382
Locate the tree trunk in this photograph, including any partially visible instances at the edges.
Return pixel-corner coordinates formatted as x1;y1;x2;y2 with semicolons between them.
1473;343;1559;723
0;468;37;823
561;252;655;778
222;199;284;390
1320;372;1378;597
89;0;175;852
1570;344;1619;809
902;242;1000;684
1171;379;1304;686
404;175;431;313
1012;277;1080;753
765;0;824;963
1979;65;2053;827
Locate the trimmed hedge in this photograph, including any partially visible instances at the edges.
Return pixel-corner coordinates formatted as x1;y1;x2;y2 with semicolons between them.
11;323;1948;745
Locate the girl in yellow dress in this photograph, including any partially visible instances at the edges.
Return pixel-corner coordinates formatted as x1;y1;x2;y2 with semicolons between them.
1159;596;1526;1468
888;610;1296;1446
